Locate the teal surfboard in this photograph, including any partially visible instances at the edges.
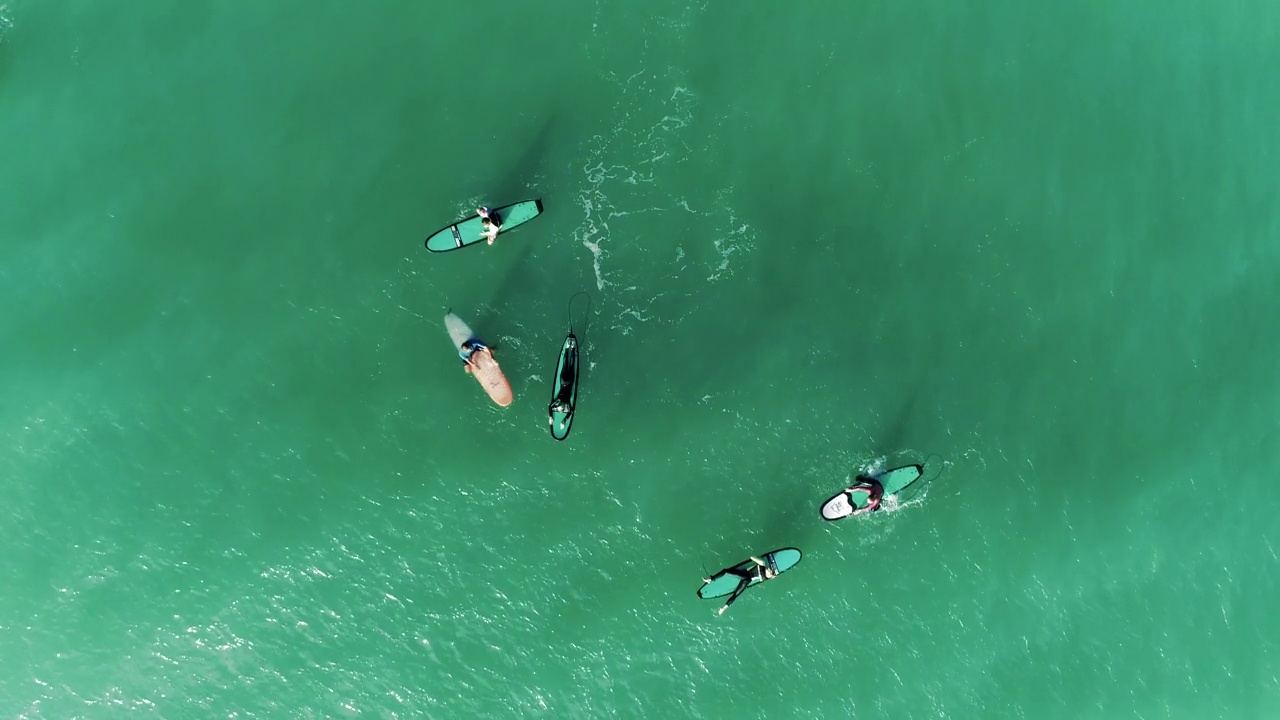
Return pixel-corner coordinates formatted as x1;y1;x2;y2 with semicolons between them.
423;199;544;252
820;463;924;520
547;332;579;441
697;548;802;599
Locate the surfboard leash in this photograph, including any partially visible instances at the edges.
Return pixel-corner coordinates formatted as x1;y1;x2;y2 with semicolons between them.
568;291;592;335
922;453;946;483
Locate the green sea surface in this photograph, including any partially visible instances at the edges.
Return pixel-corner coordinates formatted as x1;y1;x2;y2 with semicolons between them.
3;0;1278;717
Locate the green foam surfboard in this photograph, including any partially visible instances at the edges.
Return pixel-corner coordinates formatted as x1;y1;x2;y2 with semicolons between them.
424;199;544;252
697;548;802;600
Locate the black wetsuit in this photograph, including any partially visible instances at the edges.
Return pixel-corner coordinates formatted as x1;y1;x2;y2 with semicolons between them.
555;348;577;404
722;565;767;611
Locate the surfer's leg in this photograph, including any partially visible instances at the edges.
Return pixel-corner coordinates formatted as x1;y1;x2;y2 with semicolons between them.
719;579;750;614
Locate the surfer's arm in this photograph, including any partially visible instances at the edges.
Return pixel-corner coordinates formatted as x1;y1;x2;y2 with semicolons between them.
750;556;766;567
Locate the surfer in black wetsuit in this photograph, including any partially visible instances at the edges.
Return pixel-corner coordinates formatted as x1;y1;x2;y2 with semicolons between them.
848;476;885;516
478;206;503;245
549;337;578;417
711;556;776;615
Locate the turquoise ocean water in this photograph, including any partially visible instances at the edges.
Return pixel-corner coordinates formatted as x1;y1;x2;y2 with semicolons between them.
3;1;1279;717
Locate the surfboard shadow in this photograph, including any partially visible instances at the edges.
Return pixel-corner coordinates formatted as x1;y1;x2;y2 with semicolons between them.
761;465;819;548
874;388;921;454
0;41;10;91
685;447;816;557
476;243;592;373
472;240;540;343
491;111;558;204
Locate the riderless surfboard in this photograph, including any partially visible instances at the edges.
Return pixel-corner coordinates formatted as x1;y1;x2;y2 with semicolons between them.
820;463;924;520
697;548;803;600
444;312;514;407
424;199;544;252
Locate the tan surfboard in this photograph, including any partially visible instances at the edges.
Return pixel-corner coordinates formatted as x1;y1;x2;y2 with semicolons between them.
467;348;514;407
445;312;514;407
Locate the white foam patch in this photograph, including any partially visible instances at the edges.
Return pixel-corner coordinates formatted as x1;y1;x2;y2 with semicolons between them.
574;78;758;339
574;75;697;288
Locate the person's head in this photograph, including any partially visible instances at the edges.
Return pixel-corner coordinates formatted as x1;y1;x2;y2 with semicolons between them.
481;218;492;228
763;567;777;579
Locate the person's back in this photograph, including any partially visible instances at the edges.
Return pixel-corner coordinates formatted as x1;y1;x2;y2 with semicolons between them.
478;206;503;244
851;476;885;514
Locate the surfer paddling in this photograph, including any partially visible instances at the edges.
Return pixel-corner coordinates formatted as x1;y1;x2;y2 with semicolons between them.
478;206;503;245
706;556;777;615
548;336;577;420
847;476;885;515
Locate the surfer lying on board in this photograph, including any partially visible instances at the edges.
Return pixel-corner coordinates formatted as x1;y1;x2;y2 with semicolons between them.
549;337;578;417
848;476;885;515
459;339;493;373
707;556;777;615
478;206;503;245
